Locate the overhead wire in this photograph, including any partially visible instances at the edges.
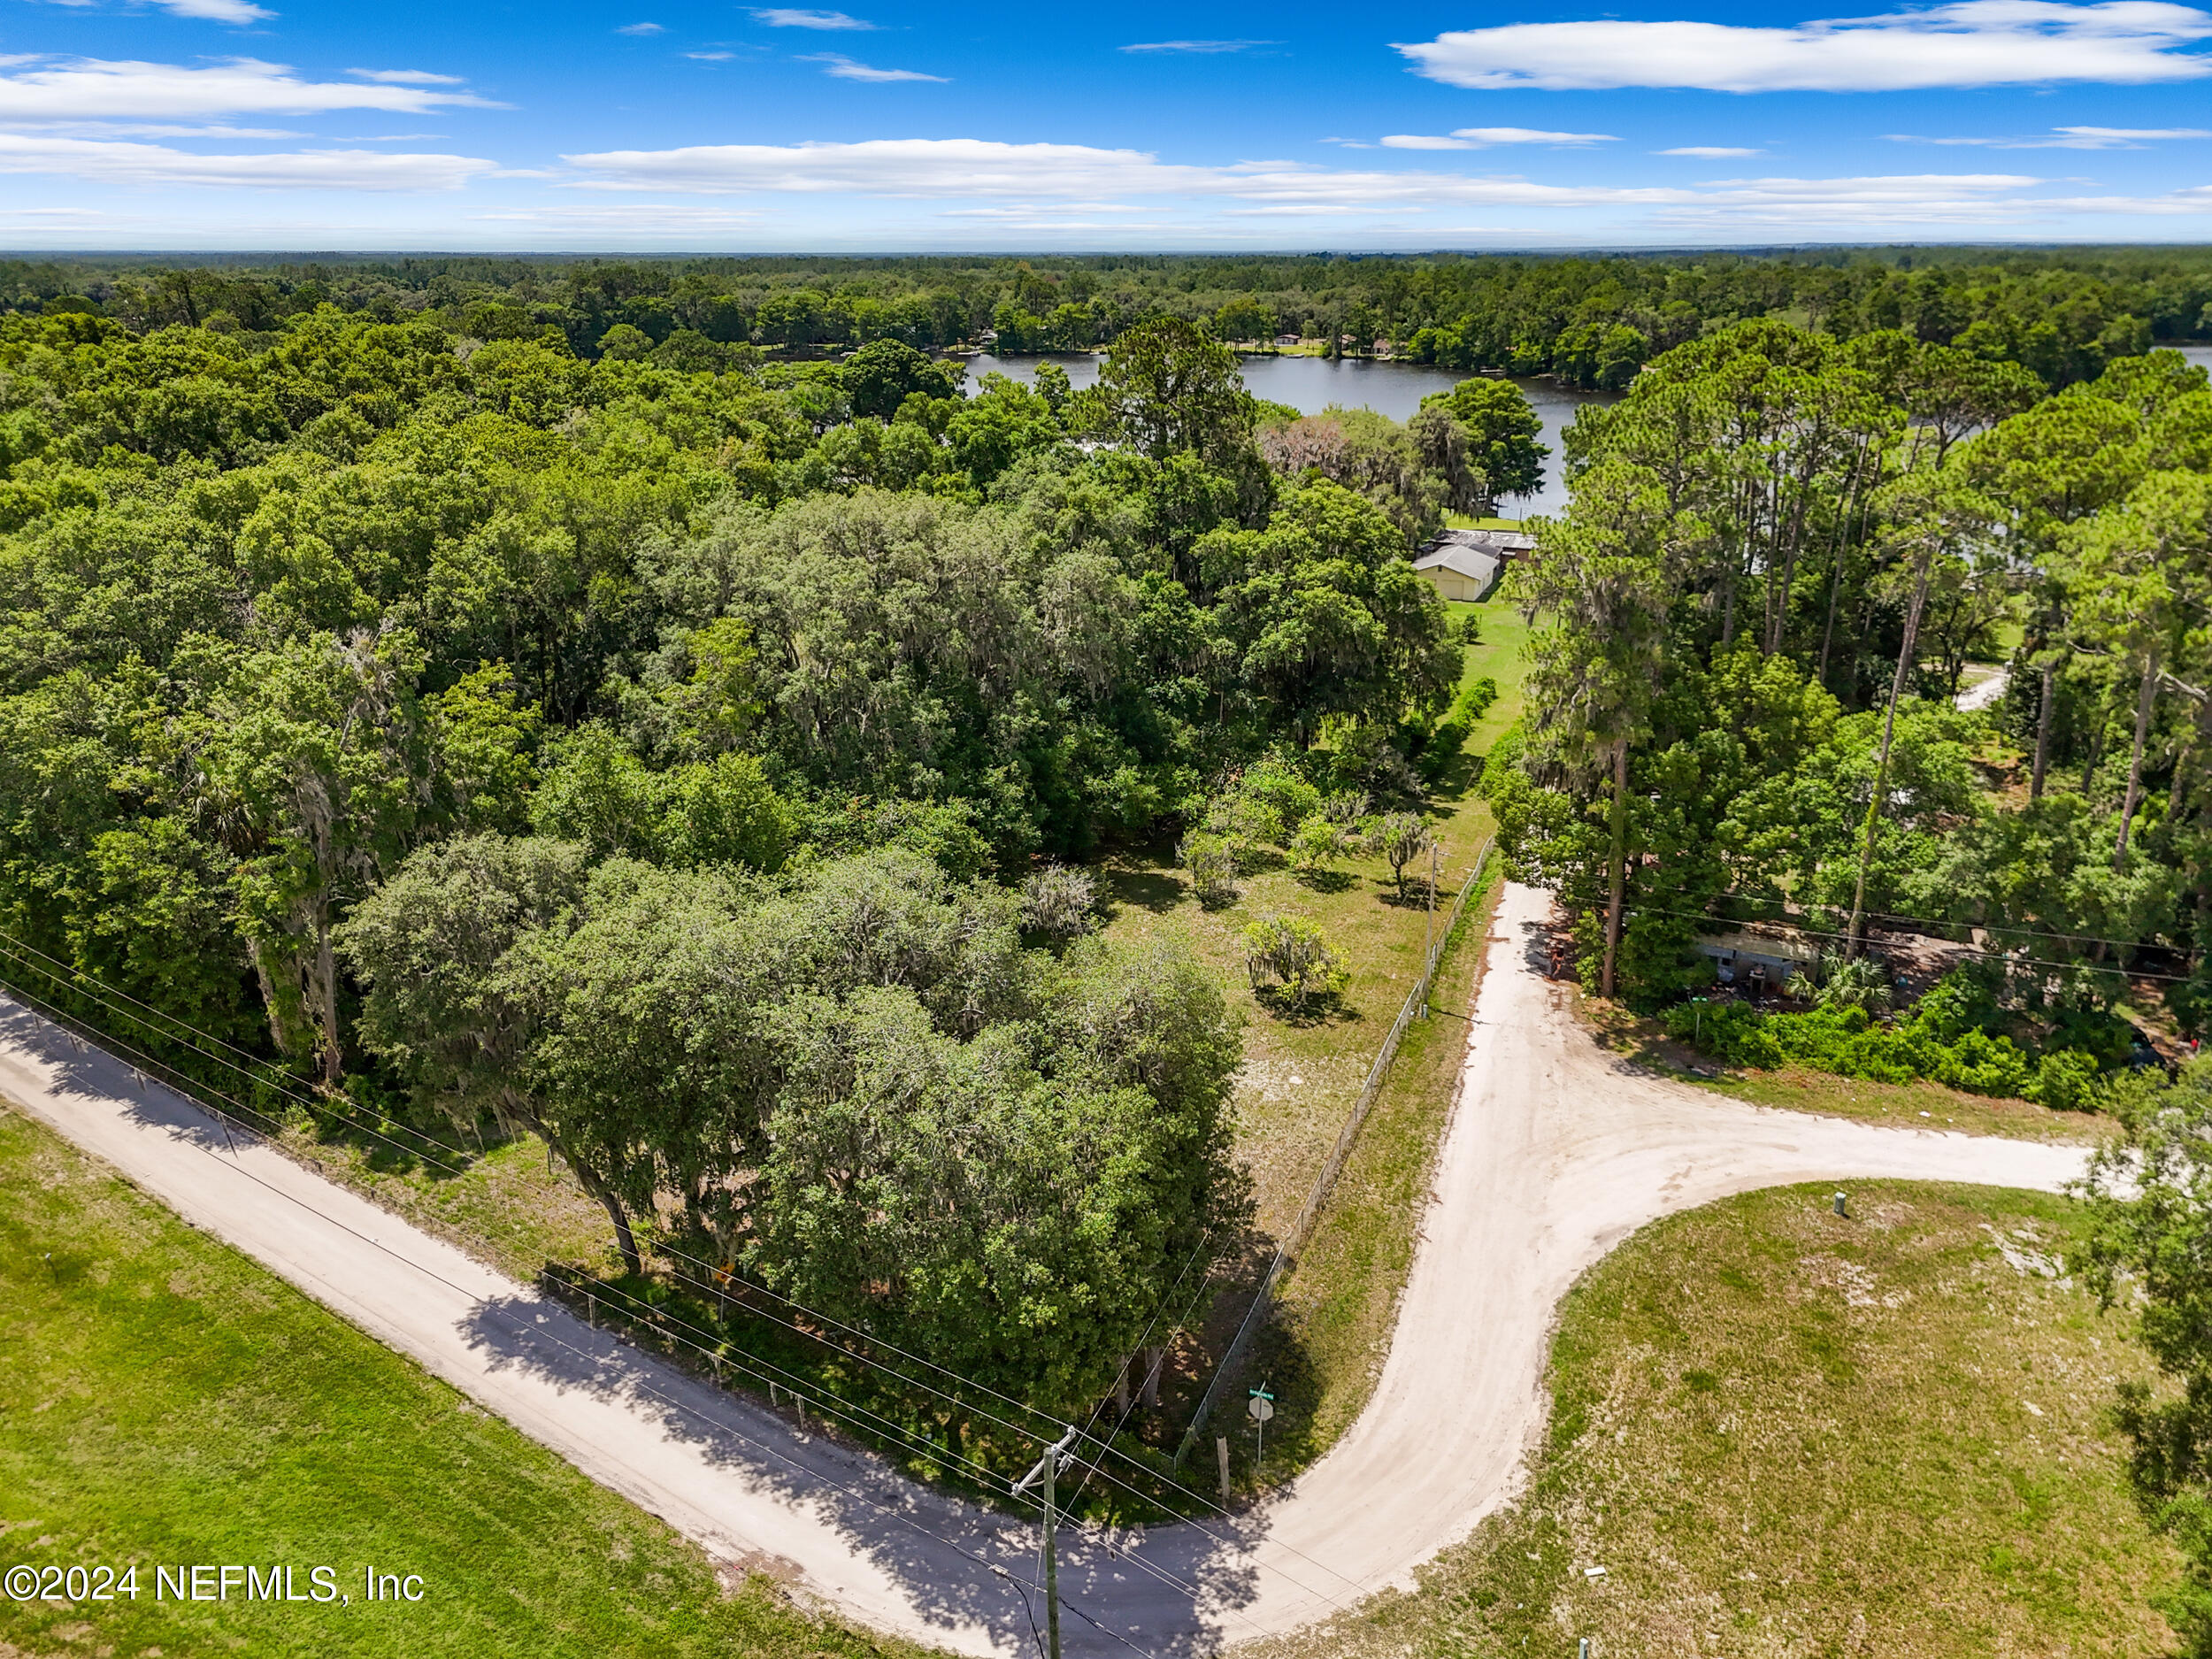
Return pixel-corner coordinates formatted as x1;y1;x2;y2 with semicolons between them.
4;996;1160;1659
5;975;1196;1657
1624;901;2205;987
0;941;1367;1614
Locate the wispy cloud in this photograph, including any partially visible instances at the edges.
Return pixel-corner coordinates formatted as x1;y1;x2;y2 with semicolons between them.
687;50;737;60
1660;145;1764;157
1382;126;1616;149
345;68;465;85
553;135;2206;236
1888;124;2212;147
27;0;274;18
750;8;874;27
1118;40;1275;53
0;57;498;122
616;22;664;35
1397;0;2212;92
802;53;946;81
0;132;495;189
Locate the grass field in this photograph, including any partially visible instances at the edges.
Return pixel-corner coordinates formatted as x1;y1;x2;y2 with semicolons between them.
1087;596;1531;1448
1244;861;1506;1483
0;1105;927;1659
1248;1180;2181;1659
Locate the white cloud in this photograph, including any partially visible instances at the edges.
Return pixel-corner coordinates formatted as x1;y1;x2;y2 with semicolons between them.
1385;125;1617;149
0;132;495;189
1397;1;2212;92
472;203;762;229
750;8;874;27
29;119;301;137
802;53;946;81
0;57;495;121
547;134;2208;233
157;0;273;20
1889;123;2212;145
1456;126;1616;144
1118;40;1273;52
346;68;465;85
616;22;664;35
688;50;736;60
1661;145;1765;156
941;202;1147;217
51;0;283;23
560;135;1691;207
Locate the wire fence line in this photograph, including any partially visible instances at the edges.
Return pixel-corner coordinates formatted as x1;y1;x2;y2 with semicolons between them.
1175;835;1497;1464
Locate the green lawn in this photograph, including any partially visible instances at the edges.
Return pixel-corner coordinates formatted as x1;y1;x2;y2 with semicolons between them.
1244;862;1506;1484
1248;1181;2181;1659
0;1105;931;1659
1090;594;1532;1471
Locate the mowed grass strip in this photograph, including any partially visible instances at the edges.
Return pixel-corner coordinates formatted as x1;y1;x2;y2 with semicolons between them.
1240;861;1506;1484
1247;1181;2179;1659
0;1105;933;1659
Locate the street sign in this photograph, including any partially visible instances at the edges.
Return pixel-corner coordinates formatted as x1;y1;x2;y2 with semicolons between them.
1247;1395;1275;1423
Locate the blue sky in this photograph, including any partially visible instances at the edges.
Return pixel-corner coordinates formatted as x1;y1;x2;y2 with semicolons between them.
2;0;2211;249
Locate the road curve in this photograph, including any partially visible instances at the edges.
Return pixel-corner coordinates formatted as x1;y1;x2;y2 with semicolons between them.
0;882;2089;1656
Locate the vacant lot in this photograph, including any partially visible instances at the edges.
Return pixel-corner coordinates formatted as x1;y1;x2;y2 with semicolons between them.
0;1105;923;1659
1248;1180;2179;1659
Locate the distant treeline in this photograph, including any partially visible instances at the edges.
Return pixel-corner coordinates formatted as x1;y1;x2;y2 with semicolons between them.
4;246;2208;391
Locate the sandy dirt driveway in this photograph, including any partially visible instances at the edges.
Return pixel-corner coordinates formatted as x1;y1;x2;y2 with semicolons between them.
0;881;2089;1656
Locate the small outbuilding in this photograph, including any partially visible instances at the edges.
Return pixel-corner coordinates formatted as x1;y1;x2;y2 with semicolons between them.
1411;527;1534;603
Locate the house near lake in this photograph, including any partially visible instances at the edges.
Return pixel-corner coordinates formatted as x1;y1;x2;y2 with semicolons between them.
1410;526;1534;603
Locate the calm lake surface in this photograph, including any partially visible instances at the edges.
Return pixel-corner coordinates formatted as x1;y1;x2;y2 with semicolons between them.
964;343;2212;518
962;351;1613;518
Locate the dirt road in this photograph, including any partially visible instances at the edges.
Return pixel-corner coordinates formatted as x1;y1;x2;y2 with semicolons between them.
0;882;2088;1655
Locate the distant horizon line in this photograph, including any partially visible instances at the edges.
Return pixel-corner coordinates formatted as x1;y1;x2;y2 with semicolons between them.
7;239;2212;264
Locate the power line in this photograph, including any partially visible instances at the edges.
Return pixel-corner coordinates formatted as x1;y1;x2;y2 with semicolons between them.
4;1019;1160;1659
0;946;1365;1614
0;929;1243;1530
1677;894;2204;960
1624;902;2203;987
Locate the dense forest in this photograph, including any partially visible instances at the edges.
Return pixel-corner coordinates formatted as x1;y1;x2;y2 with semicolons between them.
0;293;1487;1415
1490;322;2210;1097
0;245;2208;1432
4;243;2209;390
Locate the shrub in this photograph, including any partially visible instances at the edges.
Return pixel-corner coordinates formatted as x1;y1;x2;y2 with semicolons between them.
1235;758;1323;836
1663;998;1781;1068
1242;914;1348;1010
1807;952;1893;1015
1666;994;2036;1099
1318;789;1369;827
1379;810;1433;896
1178;832;1241;904
1288;814;1347;875
2025;1047;2107;1111
1020;864;1098;938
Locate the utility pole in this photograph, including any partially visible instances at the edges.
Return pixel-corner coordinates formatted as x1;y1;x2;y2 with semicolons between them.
1013;1425;1080;1659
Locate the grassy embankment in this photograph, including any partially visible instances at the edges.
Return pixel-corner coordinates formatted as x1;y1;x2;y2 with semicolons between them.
0;1106;928;1659
1246;1180;2180;1659
1094;595;1531;1481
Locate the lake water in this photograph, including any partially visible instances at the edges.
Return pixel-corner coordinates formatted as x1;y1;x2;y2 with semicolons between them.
963;341;2212;519
962;351;1611;518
